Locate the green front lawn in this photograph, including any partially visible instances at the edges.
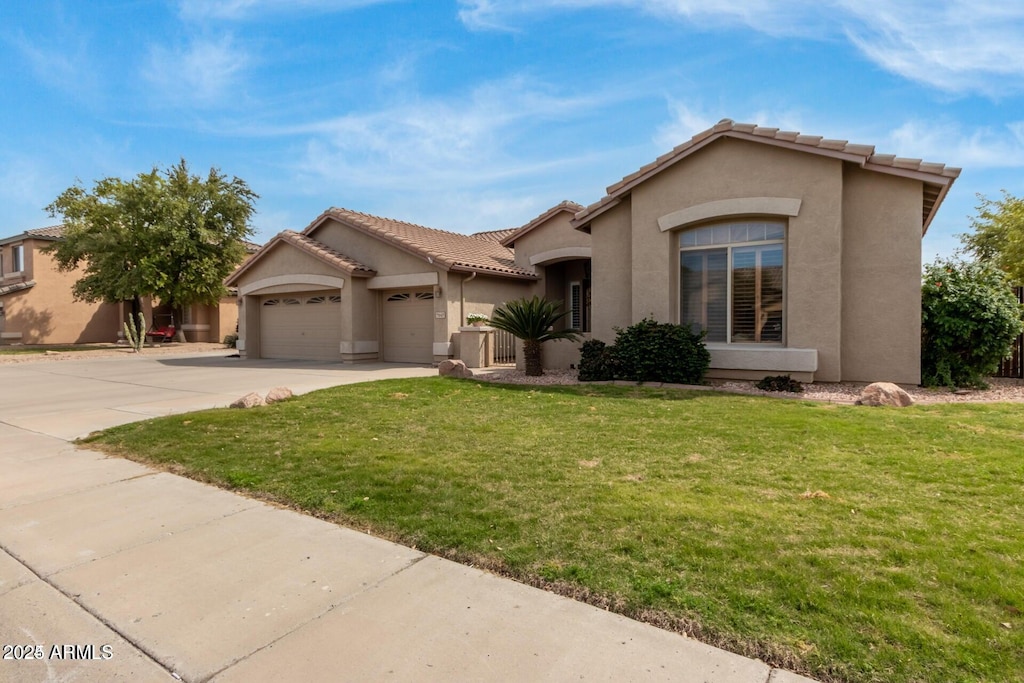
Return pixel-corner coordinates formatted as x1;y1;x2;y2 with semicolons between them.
86;378;1024;683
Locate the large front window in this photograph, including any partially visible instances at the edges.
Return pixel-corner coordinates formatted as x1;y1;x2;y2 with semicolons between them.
680;221;784;344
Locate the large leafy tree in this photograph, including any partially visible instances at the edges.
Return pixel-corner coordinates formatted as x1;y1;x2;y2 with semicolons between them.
960;191;1024;285
45;160;258;327
488;296;581;376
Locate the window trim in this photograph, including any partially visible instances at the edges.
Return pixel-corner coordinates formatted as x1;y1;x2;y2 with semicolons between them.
679;220;786;346
11;244;24;273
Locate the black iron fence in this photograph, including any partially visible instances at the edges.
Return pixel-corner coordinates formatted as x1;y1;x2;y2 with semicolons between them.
996;286;1024;379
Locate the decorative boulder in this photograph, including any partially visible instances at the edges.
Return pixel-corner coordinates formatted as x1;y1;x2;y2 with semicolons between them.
230;392;266;409
265;386;293;404
438;359;474;378
855;382;915;407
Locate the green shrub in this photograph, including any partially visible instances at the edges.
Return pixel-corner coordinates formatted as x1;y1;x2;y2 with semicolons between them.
608;318;710;385
921;258;1024;388
223;334;238;348
578;339;614;381
755;375;804;393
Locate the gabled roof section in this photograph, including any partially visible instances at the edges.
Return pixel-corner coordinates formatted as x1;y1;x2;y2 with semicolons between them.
306;208;537;280
572;119;961;234
500;201;584;247
225;230;375;286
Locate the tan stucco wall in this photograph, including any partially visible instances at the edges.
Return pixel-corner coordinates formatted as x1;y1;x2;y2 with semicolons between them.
587;139;863;381
627;138;845;380
589;198;633;342
840;166;923;384
1;241;121;344
511;212;590;270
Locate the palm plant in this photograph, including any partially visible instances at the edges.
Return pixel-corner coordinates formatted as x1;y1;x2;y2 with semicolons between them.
489;296;581;376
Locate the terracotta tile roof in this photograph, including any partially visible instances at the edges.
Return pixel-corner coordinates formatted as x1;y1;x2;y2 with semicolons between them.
0;280;36;297
225;230;375;286
471;228;520;243
573;118;961;234
501;201;583;247
308;208;537;280
23;225;65;239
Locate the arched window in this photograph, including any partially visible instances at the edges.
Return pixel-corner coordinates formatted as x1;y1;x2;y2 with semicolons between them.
679;221;784;344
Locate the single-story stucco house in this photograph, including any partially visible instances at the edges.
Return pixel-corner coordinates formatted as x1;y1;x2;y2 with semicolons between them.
228;119;960;384
226;203;588;364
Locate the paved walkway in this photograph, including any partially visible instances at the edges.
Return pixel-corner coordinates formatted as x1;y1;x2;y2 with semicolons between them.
0;351;816;682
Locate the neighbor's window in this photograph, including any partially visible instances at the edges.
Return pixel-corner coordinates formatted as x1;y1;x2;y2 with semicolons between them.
680;221;784;344
11;245;24;273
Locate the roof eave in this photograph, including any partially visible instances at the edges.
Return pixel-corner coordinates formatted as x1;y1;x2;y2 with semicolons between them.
450;264;538;281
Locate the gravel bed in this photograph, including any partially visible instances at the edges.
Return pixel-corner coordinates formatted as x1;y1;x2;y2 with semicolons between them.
474;368;1024;404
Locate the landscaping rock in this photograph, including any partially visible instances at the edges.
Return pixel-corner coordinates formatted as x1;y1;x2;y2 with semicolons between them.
854;382;915;407
438;359;474;378
230;392;265;409
265;386;293;404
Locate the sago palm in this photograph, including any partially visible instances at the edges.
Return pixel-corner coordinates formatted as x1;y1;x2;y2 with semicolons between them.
489;296;581;376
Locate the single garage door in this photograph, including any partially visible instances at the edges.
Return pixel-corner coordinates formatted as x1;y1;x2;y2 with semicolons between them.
260;293;341;361
382;290;434;363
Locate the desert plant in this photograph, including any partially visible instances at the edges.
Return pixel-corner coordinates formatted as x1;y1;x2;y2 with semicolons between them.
921;258;1024;388
578;339;614;381
756;374;804;393
608;318;710;384
223;334;238;348
122;312;146;353
489;296;581;376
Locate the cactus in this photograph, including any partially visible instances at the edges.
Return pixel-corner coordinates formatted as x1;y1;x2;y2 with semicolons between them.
123;312;146;353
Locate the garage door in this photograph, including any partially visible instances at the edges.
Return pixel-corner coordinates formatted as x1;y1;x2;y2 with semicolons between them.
260;293;341;361
382;290;434;363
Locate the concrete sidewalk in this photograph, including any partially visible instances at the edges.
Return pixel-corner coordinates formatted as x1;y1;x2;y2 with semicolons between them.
0;352;816;682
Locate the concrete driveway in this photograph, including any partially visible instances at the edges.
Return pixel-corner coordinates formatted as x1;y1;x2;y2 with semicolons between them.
0;351;814;682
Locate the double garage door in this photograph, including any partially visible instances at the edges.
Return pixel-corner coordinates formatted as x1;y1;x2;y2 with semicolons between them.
259;289;434;363
260;292;341;362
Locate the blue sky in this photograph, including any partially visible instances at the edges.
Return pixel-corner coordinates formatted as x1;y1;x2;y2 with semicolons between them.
2;1;1022;261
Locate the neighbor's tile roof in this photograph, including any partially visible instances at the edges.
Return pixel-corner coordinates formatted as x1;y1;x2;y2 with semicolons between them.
308;208;537;280
23;225;65;239
572;119;961;234
500;201;583;246
0;280;36;297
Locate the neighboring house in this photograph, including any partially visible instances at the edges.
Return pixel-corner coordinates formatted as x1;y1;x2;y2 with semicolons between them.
571;119;959;384
226;205;588;363
0;225;257;346
229;118;961;384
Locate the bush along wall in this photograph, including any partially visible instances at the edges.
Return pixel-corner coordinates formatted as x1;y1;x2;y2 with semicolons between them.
921;258;1024;388
578;318;710;385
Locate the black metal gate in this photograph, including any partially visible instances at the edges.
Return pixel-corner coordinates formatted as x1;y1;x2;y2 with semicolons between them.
997;286;1024;379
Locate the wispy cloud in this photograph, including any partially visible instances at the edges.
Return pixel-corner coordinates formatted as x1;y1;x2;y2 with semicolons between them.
286;77;609;189
458;0;1024;95
178;0;397;22
142;34;250;107
6;28;99;98
885;119;1024;169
